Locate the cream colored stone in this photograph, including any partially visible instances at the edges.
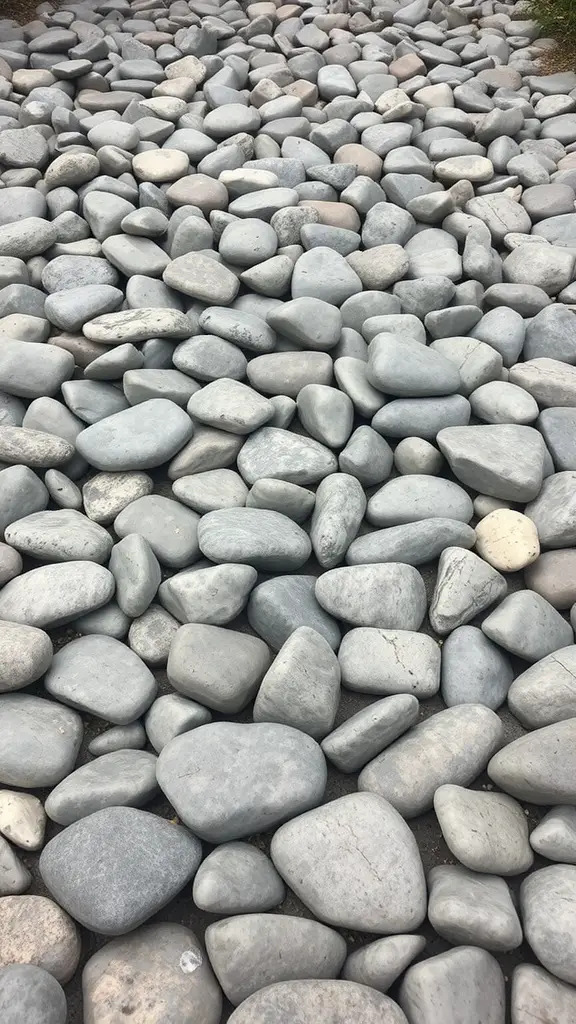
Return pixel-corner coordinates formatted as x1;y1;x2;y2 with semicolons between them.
0;791;45;851
0;895;80;983
475;509;540;572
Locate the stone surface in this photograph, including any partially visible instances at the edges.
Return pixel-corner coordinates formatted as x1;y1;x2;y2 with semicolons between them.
434;785;533;875
0;896;79;983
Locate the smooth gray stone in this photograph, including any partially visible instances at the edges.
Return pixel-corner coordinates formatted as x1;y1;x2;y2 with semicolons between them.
525;471;576;548
174;335;247;382
483;282;553;318
168;425;243;480
0;218;57;260
193;843;285;915
441;625;513;710
109;534;161;619
159;563;256;626
114;495;200;569
44;470;82;511
347;519;476;567
525;304;576;363
246;478;314;523
253;626;340;740
367;475;473;527
0;562;114;628
82;472;153;526
372;395;471;440
322;695;419;774
163;251;240;304
507;646;576;729
0;465;48;537
0;693;81;789
247;351;333;399
437;424;546;501
339;426;393;486
291;247;362;305
343;935;425;994
22;396;86;480
526;550;576;610
0;965;67;1024
488;719;576;804
316;564;427;631
44;750;158;826
0;543;21;586
123;369;199;408
0;340;73;400
144;694;211;755
428;865;522;952
400;946;505;1024
228;980;408;1024
198;306;276;355
39;807;201;936
393;275;455;318
338;628;440;699
296;384;354;448
430;337;503;397
188;379;273;435
538;409;576;471
62;379;129;425
45;285;123;333
359;705;503;818
167;623;269;713
512;964;576;1024
0;392;26;428
521;866;576;985
45;635;156;725
206;914;346;1007
430;547;507;636
0;620;52;693
394;436;443;475
238;426;337;486
82;923;222;1024
128;604;179;668
88;724;147;757
434;785;533;875
5;510;112;565
271;791;425;933
530;806;576;864
469;381;539;425
157;722;326;844
76;399;193;472
73;601;130;642
248;575;341;652
198;508;311;571
367;334;461;397
481;591;573;662
334;357;388;417
310;474;365;569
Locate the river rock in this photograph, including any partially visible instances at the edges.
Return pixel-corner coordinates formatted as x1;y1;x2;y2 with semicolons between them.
205;914;346;1005
338;628;440;698
76;399;193;472
430;548;507;635
488;719;576;804
198;508;311;571
193;843;285;915
159;564;256;625
521;865;576;985
247;575;341;651
157;722;327;843
437;424;546;501
44;750;158;826
0;791;45;851
474;509;540;572
342;935;426;993
82;923;222;1024
481;591;573;662
400;946;505;1024
507;646;576;728
44;635;156;725
530;806;576;864
167;623;270;712
0;895;79;983
0;621;52;693
441;626;513;710
0;694;82;788
427;865;522;952
271;791;426;932
315;564;427;630
434;785;533;875
359;705;503;817
511;965;576;1024
228;980;408;1024
5;510;112;564
0;964;67;1024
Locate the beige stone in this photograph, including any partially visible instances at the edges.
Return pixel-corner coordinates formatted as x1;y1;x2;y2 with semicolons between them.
475;509;540;572
298;200;361;232
0;791;45;851
388;53;426;81
334;143;382;180
132;150;190;184
164;55;206;84
0;895;80;983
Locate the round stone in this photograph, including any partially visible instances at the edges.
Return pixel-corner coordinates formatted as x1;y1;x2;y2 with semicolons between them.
0;896;80;983
475;509;540;572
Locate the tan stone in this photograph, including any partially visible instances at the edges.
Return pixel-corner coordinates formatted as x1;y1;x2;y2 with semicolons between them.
0;791;45;851
334;143;382;180
166;174;228;214
298;200;360;232
388;53;426;81
132;150;189;184
284;79;318;105
0;895;80;983
475;509;540;572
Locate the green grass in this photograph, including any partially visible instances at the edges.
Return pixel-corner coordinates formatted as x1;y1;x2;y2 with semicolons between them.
526;0;576;64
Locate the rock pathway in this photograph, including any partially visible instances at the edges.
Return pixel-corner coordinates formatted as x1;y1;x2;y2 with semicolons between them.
1;0;576;1020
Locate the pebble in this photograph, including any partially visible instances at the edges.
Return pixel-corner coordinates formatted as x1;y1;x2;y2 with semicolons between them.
507;646;576;729
359;705;503;818
521;866;576;985
0;620;52;693
0;964;67;1024
0;896;79;983
44;750;158;826
157;722;326;843
271;792;426;933
488;720;576;804
482;591;574;662
0;791;45;851
315;564;427;630
434;785;533;875
400;946;505;1024
40;807;202;936
428;865;522;952
530;806;576;864
0;694;82;788
228;980;407;1024
82;923;222;1024
193;843;285;915
441;626;513;710
247;574;341;652
512;965;576;1024
338;628;440;698
342;934;426;993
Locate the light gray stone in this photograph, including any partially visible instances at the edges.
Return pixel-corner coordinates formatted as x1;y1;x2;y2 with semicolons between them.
0;562;115;628
198;508;311;571
430;548;507;635
5;510;112;564
530;807;576;864
521;866;576;985
342;935;425;993
0;964;67;1024
400;946;505;1024
0;694;82;788
428;865;522;952
315;564;427;630
441;626;513;709
0;620;52;693
488;720;576;804
193;844;285;915
482;591;573;662
338;628;440;698
248;575;341;652
434;785;533;875
44;750;158;826
228;980;408;1024
167;623;269;713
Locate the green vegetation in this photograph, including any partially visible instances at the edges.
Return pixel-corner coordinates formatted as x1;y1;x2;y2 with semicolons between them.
526;0;576;68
